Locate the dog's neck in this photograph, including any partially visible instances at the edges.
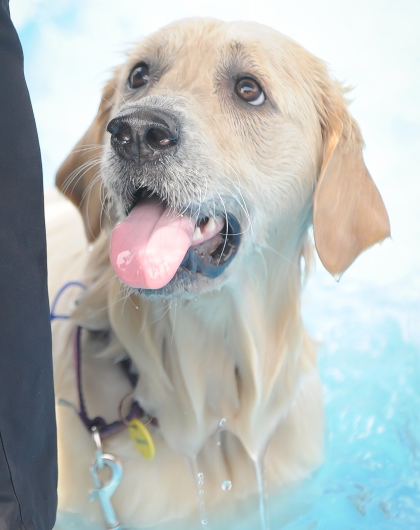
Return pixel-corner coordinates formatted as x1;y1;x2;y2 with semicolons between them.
94;222;315;463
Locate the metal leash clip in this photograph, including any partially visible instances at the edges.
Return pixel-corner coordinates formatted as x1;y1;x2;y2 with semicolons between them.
89;426;123;530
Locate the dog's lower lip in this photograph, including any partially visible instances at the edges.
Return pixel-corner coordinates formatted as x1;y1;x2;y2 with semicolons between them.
179;214;240;279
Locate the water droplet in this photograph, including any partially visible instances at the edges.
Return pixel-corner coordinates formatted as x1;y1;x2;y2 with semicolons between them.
199;489;204;496
200;501;205;507
201;519;208;525
219;418;226;427
333;273;342;283
217;441;221;446
221;480;232;491
197;473;204;485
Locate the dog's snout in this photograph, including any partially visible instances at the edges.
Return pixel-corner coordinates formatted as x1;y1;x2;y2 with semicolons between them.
107;108;179;162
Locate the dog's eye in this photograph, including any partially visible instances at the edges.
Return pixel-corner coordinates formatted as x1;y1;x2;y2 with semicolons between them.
129;62;150;89
234;77;265;106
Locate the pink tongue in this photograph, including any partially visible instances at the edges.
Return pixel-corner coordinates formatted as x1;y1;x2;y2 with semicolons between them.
110;199;195;289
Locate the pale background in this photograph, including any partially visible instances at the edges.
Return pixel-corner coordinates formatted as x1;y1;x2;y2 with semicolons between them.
12;0;420;342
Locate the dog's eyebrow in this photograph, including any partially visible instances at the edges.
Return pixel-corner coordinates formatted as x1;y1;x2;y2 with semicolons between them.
216;40;263;80
226;40;255;68
228;40;246;54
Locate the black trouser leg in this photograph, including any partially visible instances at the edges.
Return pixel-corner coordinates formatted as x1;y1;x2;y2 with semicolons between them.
0;2;57;529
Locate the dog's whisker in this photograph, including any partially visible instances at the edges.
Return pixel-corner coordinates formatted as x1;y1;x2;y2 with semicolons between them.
99;187;113;227
61;157;102;195
150;301;172;325
126;290;140;311
216;183;253;235
220;178;252;228
85;175;114;235
264;243;301;272
211;191;217;220
176;200;193;220
120;286;132;315
255;247;269;289
61;162;98;196
196;173;203;220
80;170;102;205
71;145;105;154
100;91;124;114
213;189;229;267
170;299;178;344
79;170;105;239
200;154;253;196
200;173;210;220
201;113;232;121
106;83;128;107
200;154;253;233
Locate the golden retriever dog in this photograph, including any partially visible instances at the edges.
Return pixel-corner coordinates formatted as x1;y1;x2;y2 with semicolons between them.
47;17;390;529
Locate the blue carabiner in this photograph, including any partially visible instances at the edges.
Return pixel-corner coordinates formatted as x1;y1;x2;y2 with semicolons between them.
90;453;123;530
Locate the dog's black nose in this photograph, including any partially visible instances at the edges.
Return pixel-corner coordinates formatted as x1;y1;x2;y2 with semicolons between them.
107;108;179;162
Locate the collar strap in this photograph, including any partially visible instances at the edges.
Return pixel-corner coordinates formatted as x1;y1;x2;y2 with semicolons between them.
73;326;143;439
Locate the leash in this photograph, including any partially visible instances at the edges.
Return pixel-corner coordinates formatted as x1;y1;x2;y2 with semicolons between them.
51;281;145;436
53;282;157;529
50;281;87;321
74;325;150;529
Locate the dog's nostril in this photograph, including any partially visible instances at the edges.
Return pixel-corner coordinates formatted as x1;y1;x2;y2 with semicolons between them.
108;118;138;160
145;127;178;151
115;125;132;145
107;120;119;136
107;121;133;145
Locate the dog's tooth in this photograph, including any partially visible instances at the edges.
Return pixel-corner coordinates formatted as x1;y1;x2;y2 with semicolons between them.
193;226;202;241
204;217;216;233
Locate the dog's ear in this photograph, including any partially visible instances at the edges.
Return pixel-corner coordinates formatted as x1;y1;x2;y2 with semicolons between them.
313;87;390;277
56;72;119;242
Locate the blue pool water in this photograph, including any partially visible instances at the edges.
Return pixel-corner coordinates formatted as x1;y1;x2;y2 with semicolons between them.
293;272;420;530
54;267;420;530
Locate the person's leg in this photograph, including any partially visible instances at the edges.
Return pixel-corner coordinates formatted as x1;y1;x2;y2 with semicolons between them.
0;2;57;529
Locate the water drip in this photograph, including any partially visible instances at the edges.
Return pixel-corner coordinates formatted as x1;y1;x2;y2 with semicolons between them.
253;456;270;530
188;457;211;528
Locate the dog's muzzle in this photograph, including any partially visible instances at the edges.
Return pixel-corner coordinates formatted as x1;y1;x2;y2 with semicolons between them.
106;106;242;297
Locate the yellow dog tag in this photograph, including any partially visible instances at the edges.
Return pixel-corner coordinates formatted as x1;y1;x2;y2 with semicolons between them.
128;419;155;460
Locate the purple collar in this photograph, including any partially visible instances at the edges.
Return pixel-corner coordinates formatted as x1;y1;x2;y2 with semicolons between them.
73;326;145;439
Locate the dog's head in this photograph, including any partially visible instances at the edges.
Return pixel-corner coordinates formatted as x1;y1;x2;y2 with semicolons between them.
57;18;389;298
